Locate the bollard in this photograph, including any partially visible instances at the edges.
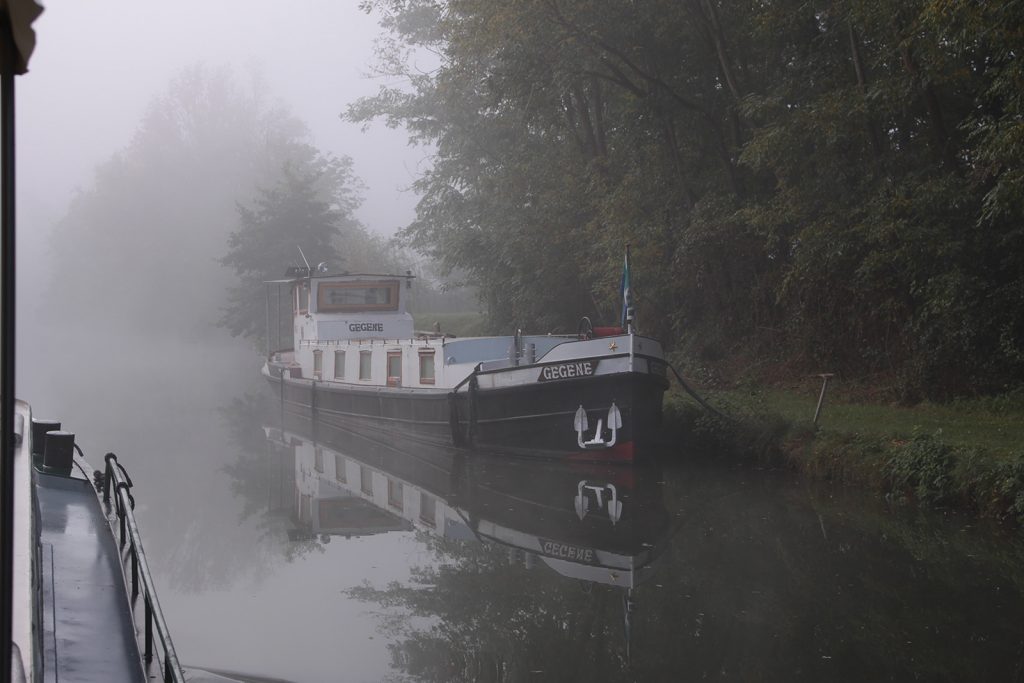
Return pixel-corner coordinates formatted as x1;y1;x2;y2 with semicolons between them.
30;418;60;459
42;430;75;474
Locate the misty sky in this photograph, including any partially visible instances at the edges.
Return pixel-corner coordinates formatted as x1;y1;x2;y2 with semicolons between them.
17;1;426;244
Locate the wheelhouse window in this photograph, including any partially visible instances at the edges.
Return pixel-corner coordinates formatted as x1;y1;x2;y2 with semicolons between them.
312;350;323;380
387;351;402;387
334;454;346;483
313;447;324;473
316;280;400;313
419;349;435;385
359;350;372;380
333;350;345;379
360;466;373;495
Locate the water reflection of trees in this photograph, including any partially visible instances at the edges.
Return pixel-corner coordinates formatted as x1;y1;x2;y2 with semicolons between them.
219;392;329;562
158;390;324;593
347;467;1024;682
214;395;1024;682
351;535;635;682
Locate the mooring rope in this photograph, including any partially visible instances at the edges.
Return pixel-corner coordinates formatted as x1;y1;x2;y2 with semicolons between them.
666;361;733;421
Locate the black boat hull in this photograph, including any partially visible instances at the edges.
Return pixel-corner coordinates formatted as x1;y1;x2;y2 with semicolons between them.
268;369;668;462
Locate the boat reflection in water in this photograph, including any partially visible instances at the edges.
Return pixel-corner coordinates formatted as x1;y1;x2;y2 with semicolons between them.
264;413;673;666
218;401;1024;682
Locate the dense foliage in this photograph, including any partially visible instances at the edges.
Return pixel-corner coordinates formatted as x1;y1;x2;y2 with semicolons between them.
349;0;1024;398
219;154;362;342
50;66;307;335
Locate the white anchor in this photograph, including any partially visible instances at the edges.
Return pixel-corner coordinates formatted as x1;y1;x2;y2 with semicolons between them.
574;402;622;449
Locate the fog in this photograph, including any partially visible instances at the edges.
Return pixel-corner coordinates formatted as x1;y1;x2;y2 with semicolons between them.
8;5;442;678
19;0;425;236
16;1;430;414
14;4;1024;682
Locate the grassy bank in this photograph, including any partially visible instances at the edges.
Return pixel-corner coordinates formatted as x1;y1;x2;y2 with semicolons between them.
665;386;1024;527
714;385;1024;455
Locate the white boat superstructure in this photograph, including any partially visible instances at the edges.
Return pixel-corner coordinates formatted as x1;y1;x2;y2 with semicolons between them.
268;272;576;390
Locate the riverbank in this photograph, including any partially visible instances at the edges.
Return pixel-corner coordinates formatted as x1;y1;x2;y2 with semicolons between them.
408;309;1024;525
665;385;1024;527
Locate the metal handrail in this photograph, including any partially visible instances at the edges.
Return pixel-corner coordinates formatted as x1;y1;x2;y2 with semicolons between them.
102;453;185;683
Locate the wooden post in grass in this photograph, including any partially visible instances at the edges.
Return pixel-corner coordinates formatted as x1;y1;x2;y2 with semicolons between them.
813;373;835;426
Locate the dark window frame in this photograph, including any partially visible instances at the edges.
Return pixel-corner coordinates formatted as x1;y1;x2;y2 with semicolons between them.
388;479;404;511
316;280;400;313
419;491;436;526
418;349;435;385
387;351;402;387
312;349;323;380
359;350;372;381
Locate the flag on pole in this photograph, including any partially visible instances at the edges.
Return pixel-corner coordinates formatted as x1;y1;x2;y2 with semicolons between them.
620;245;633;331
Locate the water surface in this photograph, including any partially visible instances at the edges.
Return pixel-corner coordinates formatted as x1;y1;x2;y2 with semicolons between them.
20;346;1024;682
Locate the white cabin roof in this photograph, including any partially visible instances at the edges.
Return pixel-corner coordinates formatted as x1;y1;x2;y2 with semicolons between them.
286;273;416;342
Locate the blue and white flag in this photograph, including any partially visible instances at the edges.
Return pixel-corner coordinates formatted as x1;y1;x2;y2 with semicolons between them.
620;245;633;330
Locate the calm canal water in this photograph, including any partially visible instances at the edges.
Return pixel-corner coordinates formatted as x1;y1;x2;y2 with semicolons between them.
20;341;1024;682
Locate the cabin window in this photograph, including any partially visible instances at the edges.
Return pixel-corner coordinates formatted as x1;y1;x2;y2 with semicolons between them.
360;466;373;495
295;283;309;315
312;350;323;380
419;350;435;385
388;479;403;511
359;351;372;380
419;492;436;526
334;454;346;483
333;350;345;379
387;351;402;387
316;280;400;313
313;447;324;473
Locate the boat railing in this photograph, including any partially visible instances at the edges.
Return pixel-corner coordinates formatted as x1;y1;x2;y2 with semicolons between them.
297;338;439;347
101;453;186;683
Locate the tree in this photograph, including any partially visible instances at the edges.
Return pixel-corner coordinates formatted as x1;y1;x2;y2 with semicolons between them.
350;0;1024;397
47;65;317;336
219;154;362;343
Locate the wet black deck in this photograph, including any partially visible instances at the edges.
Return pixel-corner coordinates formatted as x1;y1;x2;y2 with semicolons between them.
36;469;144;683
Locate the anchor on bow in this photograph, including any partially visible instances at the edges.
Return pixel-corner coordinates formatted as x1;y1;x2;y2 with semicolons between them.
574;402;622;449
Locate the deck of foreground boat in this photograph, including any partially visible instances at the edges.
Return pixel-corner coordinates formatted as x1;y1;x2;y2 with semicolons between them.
12;401;145;682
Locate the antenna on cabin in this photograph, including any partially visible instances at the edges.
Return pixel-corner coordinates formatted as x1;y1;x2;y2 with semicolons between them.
296;246;311;271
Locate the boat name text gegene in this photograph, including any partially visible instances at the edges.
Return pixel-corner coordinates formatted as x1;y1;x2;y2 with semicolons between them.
540;539;596;563
348;322;385;332
538;360;598;382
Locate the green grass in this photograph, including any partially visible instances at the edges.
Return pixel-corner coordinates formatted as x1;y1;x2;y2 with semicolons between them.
412;311;488;337
703;386;1024;456
663;384;1024;525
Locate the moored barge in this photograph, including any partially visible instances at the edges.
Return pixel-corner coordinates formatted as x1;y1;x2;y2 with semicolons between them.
263;268;669;462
